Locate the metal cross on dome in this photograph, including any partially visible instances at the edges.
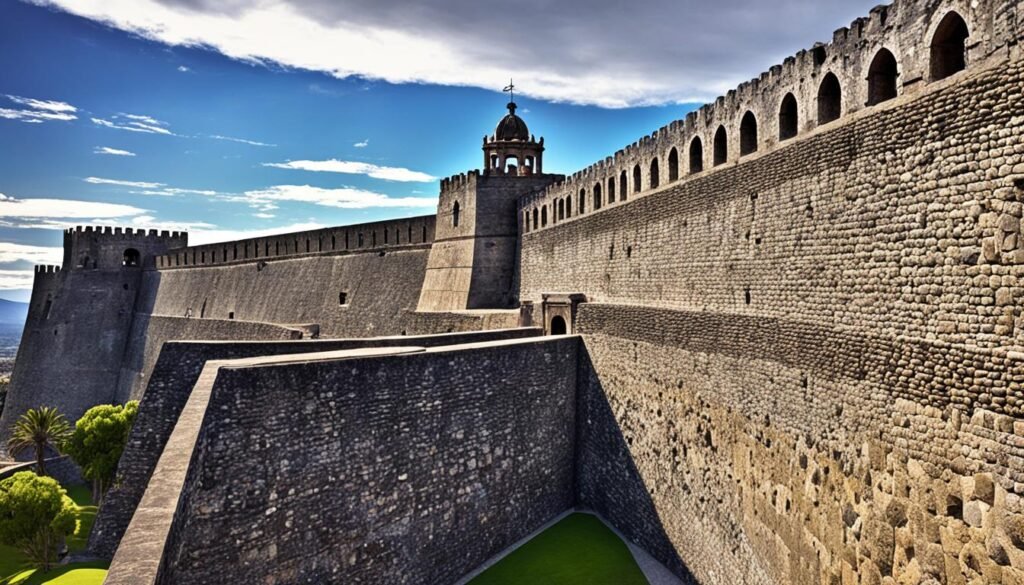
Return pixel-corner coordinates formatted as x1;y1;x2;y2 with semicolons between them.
503;79;515;104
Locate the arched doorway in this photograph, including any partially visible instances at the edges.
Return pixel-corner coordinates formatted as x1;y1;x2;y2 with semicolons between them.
550;316;567;335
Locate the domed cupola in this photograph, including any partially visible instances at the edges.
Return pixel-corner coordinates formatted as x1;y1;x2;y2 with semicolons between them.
483;84;544;176
494;102;531;142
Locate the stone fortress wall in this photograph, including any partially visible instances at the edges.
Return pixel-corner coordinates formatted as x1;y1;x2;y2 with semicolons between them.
8;0;1024;583
515;0;1024;583
1;227;186;443
103;336;577;585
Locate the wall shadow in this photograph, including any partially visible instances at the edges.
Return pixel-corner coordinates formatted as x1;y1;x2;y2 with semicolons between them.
575;346;699;584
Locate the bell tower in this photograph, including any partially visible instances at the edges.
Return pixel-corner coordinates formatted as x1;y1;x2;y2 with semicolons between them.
417;91;562;312
483;100;544;176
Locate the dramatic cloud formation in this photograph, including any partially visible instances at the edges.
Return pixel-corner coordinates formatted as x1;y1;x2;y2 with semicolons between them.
94;146;137;156
29;0;881;107
208;134;276;147
92;113;175;135
0;94;77;123
263;159;435;182
239;185;436;209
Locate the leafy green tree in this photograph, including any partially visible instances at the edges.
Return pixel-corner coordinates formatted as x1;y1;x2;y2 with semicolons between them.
7;406;72;476
64;401;139;501
0;471;77;572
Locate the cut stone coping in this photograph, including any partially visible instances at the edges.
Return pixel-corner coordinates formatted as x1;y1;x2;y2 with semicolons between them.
105;335;572;585
156;325;542;346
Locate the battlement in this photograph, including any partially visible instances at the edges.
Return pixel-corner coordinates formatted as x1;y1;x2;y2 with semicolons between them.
520;0;1017;232
156;215;436;269
63;226;187;239
440;170;480;194
34;265;61;274
63;225;188;270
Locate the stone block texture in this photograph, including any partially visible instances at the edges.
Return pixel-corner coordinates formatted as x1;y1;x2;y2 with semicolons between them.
153;338;577;585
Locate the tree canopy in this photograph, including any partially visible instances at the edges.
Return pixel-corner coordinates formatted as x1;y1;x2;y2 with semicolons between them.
0;471;77;570
64;401;138;496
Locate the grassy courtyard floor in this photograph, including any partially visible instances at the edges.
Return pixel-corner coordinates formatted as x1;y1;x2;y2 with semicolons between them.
0;483;108;585
468;513;649;585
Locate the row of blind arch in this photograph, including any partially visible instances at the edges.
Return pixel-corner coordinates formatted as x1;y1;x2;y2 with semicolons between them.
524;11;971;233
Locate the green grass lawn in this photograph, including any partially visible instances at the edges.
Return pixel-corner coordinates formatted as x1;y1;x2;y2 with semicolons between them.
468;513;649;585
0;483;108;585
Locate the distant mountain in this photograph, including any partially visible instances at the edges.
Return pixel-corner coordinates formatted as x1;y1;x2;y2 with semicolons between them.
0;299;28;326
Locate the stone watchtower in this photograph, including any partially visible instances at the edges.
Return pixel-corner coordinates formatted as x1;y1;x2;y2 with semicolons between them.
417;100;562;311
0;227;187;447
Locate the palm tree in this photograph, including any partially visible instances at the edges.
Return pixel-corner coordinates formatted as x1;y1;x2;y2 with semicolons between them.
7;407;72;476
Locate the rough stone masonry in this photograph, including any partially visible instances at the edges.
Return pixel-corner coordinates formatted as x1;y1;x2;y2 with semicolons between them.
8;0;1024;583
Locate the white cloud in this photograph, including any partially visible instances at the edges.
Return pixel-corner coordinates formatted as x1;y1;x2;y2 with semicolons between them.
177;65;190;72
263;159;435;182
84;176;164;189
94;146;137;156
0;193;146;220
1;95;78;123
135;188;220;197
92;113;175;135
26;0;881;107
0;242;64;265
353;139;369;148
239;185;436;209
253;212;276;219
209;134;276;147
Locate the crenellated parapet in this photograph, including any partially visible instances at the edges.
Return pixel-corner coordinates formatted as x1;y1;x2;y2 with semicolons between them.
520;0;1017;233
155;215;436;270
439;170;480;195
63;225;188;270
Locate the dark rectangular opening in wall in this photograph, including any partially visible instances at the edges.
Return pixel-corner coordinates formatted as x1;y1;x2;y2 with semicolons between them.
228;311;235;320
338;291;348;306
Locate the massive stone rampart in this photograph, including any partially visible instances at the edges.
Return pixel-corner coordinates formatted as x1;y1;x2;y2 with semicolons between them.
105;337;577;585
90;328;544;559
516;12;1024;583
143;246;432;337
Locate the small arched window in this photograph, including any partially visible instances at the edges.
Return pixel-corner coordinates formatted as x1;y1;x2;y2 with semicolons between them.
930;12;969;81
713;126;728;166
532;208;539;230
632;165;641;193
566;196;572;217
817;73;842;125
607;177;616;203
689;137;704;174
779;93;798;140
558;198;565;220
452;201;460;227
867;48;899;105
667;148;679;182
541;206;548;227
594;183;603;210
649;158;660;189
122;248;140;267
739;112;758;156
579;189;586;214
619;171;628;201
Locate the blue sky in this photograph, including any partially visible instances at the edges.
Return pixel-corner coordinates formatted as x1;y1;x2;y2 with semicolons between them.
0;0;882;300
